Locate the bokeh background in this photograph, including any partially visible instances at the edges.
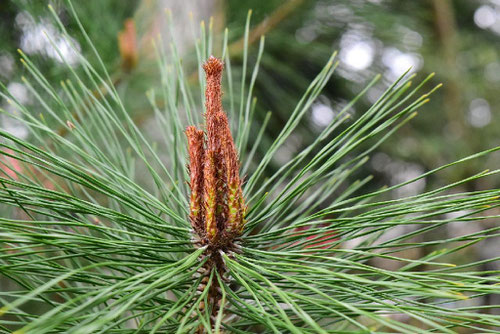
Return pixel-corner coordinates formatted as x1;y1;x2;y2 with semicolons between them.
1;0;499;189
0;0;499;320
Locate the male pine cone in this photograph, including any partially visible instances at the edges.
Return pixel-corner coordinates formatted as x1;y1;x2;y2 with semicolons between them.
186;56;246;247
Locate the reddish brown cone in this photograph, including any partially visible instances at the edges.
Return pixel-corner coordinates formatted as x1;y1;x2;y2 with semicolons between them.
186;56;246;245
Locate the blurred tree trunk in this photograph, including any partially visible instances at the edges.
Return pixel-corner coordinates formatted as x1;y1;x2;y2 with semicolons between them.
431;0;466;140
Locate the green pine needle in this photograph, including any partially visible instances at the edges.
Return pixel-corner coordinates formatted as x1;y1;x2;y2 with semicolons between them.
0;2;499;333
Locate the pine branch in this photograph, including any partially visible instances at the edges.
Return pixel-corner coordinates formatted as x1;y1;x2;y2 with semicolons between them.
0;1;499;333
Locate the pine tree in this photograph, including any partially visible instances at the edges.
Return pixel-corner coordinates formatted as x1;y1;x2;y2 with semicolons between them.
0;2;499;333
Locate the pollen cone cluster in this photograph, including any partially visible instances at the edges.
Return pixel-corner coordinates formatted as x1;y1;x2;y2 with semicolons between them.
186;56;246;246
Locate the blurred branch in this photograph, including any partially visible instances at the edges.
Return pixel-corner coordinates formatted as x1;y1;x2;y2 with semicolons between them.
56;0;305;137
228;0;305;56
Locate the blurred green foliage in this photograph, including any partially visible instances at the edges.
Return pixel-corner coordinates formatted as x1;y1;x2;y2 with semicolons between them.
0;0;499;191
228;0;499;192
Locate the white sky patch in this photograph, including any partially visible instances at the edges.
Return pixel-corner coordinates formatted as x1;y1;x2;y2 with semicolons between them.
445;210;483;240
491;20;500;34
7;82;30;104
371;153;426;197
382;47;422;80
390;162;426;198
474;3;500;35
311;103;335;127
445;210;473;221
402;30;423;50
468;98;492;128
2;118;29;139
371;152;391;172
3;82;30;139
274;133;302;165
16;11;81;66
0;54;14;79
340;40;375;71
474;5;497;29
